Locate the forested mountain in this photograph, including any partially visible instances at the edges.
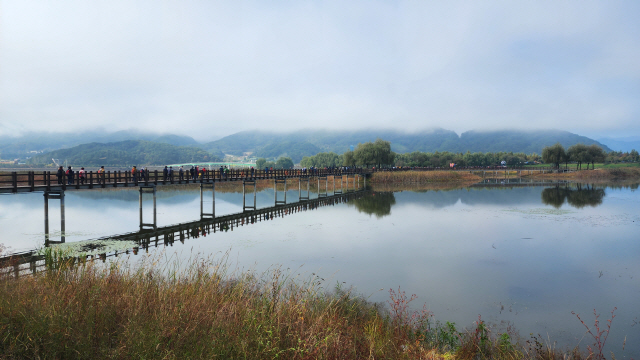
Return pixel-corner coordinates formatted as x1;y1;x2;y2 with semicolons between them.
200;129;611;160
0;130;199;160
3;127;612;165
26;140;220;167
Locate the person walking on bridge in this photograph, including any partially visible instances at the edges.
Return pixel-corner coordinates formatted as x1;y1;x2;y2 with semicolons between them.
56;166;64;185
97;166;105;184
79;167;86;184
179;166;184;181
132;166;137;182
66;166;74;185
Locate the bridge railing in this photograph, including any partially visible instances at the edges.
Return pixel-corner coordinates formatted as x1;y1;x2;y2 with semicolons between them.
0;167;370;193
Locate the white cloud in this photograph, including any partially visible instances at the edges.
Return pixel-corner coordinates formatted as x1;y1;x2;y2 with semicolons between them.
1;1;638;140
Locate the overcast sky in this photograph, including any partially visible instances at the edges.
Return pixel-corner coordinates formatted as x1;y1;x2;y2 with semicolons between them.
1;1;639;141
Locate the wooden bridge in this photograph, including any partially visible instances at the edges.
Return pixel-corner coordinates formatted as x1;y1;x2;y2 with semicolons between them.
0;168;369;194
0;189;369;278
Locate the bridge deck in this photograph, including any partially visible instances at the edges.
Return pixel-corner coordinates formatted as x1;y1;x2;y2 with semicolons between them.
0;168;368;194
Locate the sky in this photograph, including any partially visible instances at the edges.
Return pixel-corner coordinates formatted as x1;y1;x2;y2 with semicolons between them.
1;1;639;142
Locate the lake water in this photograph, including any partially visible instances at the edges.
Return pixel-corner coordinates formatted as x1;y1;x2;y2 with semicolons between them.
1;182;639;356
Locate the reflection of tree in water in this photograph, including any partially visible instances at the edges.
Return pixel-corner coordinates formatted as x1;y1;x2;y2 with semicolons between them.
541;184;605;209
349;192;396;218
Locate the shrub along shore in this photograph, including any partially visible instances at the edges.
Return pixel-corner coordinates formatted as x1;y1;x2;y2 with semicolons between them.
370;171;481;184
0;254;618;359
369;167;640;185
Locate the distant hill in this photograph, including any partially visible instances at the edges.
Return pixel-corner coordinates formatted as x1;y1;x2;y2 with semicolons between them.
597;137;640;153
200;129;611;161
26;140;221;167
0;130;199;160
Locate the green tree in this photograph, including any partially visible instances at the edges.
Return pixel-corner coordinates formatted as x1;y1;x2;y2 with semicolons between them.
542;143;566;169
586;145;605;170
567;144;588;170
629;149;639;162
275;157;294;169
342;150;356;167
255;158;267;169
353;139;395;168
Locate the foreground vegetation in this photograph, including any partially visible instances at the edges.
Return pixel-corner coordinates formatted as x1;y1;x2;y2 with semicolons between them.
1;253;622;359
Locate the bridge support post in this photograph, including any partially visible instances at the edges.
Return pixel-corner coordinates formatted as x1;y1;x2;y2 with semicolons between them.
299;177;310;200
275;178;287;205
139;185;157;230
318;176;328;197
44;190;65;246
200;183;215;218
242;180;256;212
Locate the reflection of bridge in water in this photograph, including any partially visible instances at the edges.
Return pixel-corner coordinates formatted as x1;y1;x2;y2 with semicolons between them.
1;189;370;278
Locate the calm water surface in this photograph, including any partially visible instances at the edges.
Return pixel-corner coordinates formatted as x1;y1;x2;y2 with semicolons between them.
1;183;639;356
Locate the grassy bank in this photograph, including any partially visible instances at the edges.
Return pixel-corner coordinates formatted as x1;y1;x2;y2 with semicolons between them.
525;167;640;182
0;254;616;359
371;171;481;185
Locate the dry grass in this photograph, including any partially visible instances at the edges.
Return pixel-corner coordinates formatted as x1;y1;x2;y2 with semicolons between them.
524;168;640;182
0;250;609;360
371;171;481;185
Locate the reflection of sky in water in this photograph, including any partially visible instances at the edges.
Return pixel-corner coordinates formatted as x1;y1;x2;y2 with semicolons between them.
1;185;639;357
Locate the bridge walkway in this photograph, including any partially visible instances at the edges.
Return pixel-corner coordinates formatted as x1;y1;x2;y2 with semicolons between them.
0;168;368;194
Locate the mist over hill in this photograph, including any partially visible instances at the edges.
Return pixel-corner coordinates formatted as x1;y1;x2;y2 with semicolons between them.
201;129;611;162
3;128;612;165
0;130;199;160
26;140;220;167
596;136;640;153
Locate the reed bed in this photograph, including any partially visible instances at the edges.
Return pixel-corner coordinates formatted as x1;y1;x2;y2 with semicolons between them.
370;171;481;185
525;168;640;182
0;250;612;359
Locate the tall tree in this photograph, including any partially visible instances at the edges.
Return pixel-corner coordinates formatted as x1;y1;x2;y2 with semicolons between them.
342;150;356;167
542;143;566;169
567;144;588;170
586;145;605;170
353;139;395;168
275;157;294;169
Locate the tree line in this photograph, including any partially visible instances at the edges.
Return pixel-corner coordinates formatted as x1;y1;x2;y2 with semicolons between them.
299;139;638;169
541;143;607;169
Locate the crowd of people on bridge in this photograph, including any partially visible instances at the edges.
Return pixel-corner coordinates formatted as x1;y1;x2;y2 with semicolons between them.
54;164;368;186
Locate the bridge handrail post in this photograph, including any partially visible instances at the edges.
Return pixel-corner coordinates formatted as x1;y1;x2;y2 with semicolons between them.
11;172;17;193
76;171;80;189
154;170;158;185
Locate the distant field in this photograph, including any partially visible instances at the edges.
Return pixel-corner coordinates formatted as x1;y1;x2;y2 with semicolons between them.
523;162;639;169
598;162;640;169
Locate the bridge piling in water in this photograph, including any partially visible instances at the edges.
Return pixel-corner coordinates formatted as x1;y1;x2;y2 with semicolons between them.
318;176;328;197
201;183;216;218
139;185;157;230
242;180;256;212
299;177;310;200
43;190;65;246
274;178;287;205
